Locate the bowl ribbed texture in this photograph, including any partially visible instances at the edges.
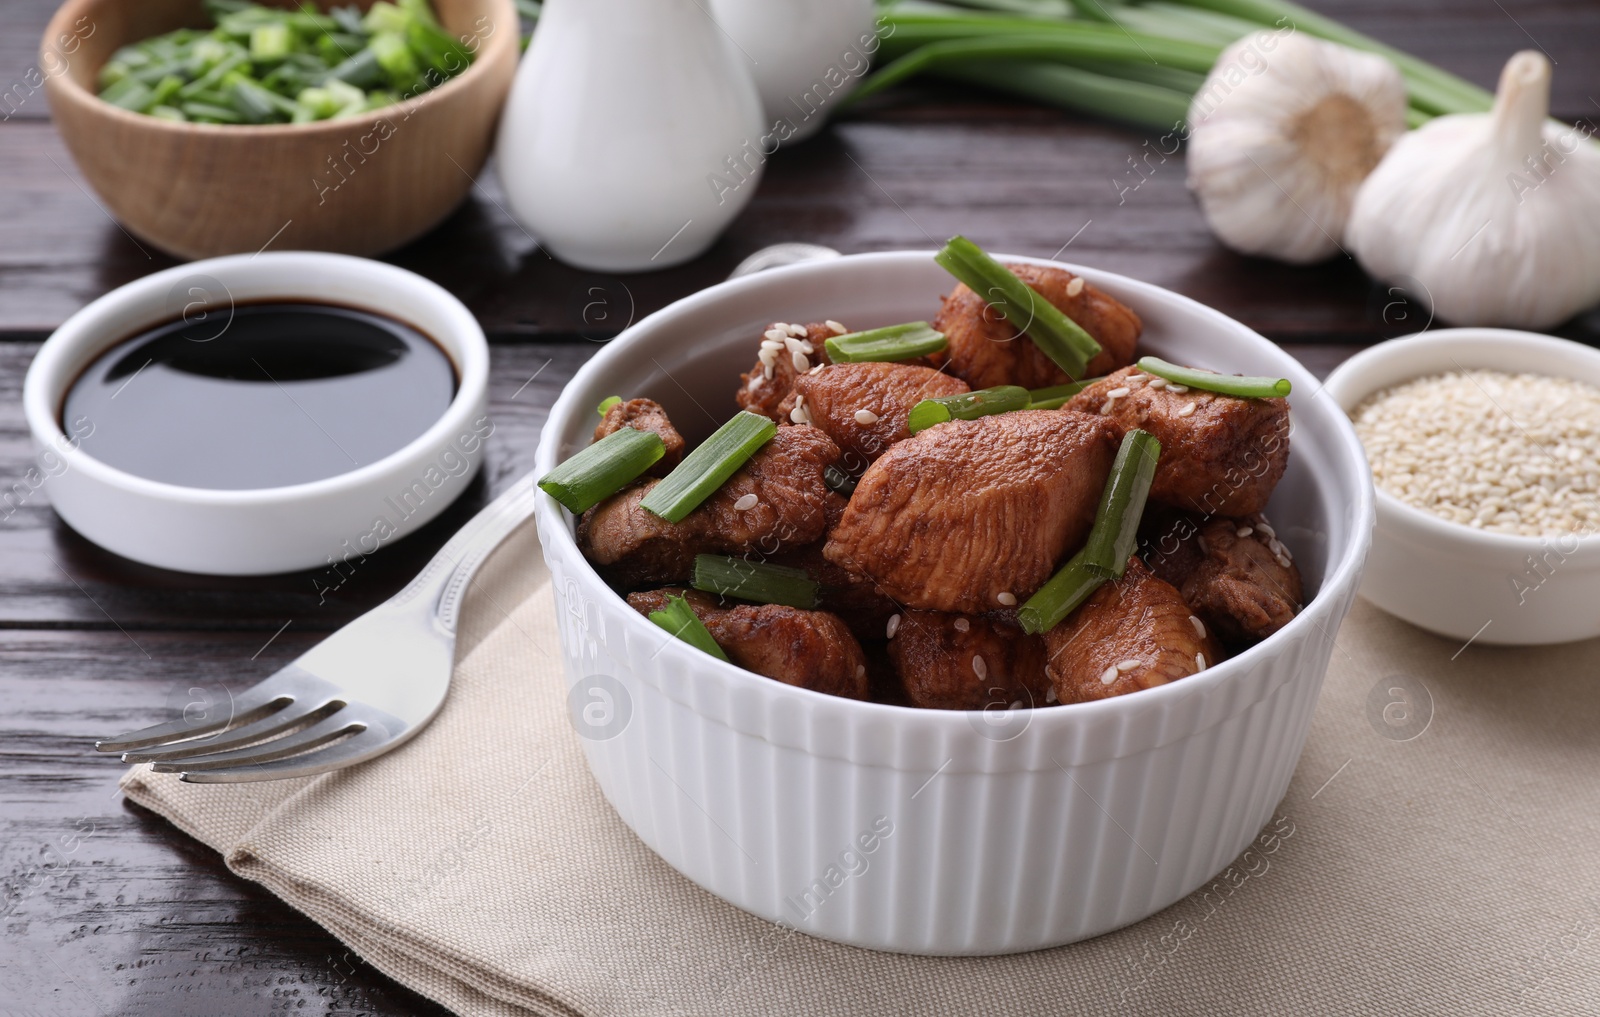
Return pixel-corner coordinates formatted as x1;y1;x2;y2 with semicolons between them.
533;252;1373;954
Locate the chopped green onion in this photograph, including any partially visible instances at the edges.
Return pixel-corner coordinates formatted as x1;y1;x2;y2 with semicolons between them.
692;555;819;609
1018;548;1105;635
537;426;665;515
823;464;857;496
824;322;947;363
1137;357;1292;398
934;235;1101;379
180;100;245;123
1027;376;1104;409
1082;429;1162;579
648;595;728;662
249;22;291;62
597;395;622;416
906;385;1030;435
640;411;776;523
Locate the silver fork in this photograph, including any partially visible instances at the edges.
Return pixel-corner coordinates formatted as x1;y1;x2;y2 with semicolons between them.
96;475;542;783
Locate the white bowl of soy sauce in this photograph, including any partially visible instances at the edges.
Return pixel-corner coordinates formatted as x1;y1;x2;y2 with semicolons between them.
23;253;490;575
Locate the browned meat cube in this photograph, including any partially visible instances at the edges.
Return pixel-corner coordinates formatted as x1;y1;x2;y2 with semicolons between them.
929;263;1140;390
888;609;1050;710
1043;557;1226;704
1066;365;1289;517
594;397;685;477
1143;513;1303;646
625;588;869;699
579;427;847;588
778;361;970;469
735;321;837;420
823;410;1119;613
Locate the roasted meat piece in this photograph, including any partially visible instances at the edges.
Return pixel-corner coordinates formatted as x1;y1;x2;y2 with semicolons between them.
593;397;685;476
929;263;1140;390
781;361;970;468
1142;512;1303;646
1066;365;1290;517
579;427;847;588
824;410;1119;613
735;321;837;421
1043;558;1226;705
626;588;869;698
888;609;1050;710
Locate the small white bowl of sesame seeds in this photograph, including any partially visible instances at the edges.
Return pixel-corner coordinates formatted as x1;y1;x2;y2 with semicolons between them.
1324;328;1600;645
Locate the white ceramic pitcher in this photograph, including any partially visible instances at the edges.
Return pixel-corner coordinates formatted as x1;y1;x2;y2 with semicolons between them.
494;0;766;271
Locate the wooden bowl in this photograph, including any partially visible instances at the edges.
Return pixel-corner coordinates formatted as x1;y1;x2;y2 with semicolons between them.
42;0;518;259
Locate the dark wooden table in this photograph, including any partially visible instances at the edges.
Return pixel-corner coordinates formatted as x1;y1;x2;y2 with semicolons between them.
4;2;1598;1013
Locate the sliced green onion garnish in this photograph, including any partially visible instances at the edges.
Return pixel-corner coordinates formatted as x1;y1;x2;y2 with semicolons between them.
597;395;622;416
537;426;665;515
1027;376;1104;409
1082;429;1162;578
1018;548;1105;635
934;235;1101;379
824;464;857;496
1137;357;1292;398
640;411;776;523
824;322;947;363
906;385;1030;435
692;555;819;609
648;595;728;661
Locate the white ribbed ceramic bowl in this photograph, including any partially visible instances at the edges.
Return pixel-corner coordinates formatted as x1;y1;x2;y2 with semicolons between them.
1323;328;1600;644
533;252;1374;955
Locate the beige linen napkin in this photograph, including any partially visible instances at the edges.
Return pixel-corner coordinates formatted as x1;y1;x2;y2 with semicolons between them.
124;521;1600;1016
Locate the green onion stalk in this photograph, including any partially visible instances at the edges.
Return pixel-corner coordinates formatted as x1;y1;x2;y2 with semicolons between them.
856;0;1498;132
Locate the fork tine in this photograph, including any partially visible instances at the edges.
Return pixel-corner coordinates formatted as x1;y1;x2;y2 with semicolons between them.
95;685;297;753
146;708;376;773
175;724;398;784
120;696;345;763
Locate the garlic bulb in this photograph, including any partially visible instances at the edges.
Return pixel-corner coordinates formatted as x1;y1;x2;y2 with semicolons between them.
1186;31;1408;264
1347;52;1600;329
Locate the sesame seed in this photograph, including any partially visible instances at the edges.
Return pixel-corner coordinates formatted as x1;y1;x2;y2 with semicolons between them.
1236;526;1254;538
1178;402;1196;418
1099;666;1119;685
1275;554;1292;568
1100;397;1117;414
1107;386;1132;398
1195;653;1207;671
972;655;987;679
1149;377;1167;389
1167;384;1189;394
1116;658;1141;672
1045;686;1059;703
1257;522;1277;539
825;319;848;335
855;663;866;679
854;409;880;425
886;614;901;638
996;591;1017;606
765;328;788;342
792;351;810;372
1353;369;1600;537
763;363;774;380
761;339;784;352
785;323;808;337
809;364;824;374
953;617;970;632
1066;276;1086;297
733;493;759;511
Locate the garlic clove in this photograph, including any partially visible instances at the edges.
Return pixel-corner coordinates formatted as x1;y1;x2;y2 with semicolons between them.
1348;51;1600;329
1186;31;1409;264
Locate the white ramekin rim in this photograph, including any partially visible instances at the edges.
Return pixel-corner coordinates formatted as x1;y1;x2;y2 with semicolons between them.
23;251;490;507
1322;327;1600;559
533;250;1376;736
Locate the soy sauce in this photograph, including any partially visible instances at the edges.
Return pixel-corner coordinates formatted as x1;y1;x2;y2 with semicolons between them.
63;303;457;490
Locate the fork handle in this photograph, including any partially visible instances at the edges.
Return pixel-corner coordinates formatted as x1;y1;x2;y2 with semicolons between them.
390;473;543;633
